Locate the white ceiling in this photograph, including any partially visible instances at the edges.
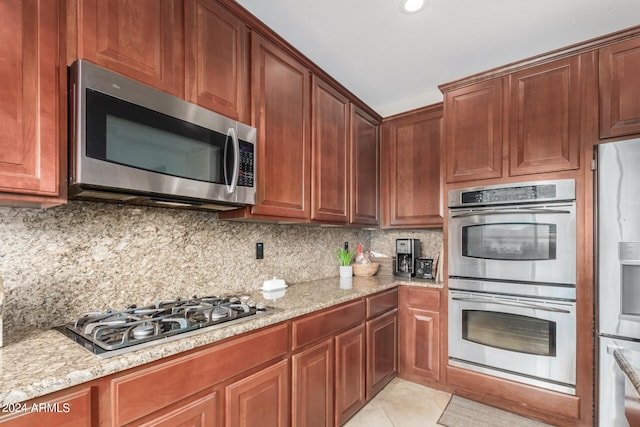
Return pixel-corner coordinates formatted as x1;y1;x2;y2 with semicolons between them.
235;0;640;117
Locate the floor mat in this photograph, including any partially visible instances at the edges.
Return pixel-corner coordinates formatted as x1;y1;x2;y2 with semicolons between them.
437;395;555;427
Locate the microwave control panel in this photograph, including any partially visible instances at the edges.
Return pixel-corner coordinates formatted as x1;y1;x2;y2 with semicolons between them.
238;141;254;187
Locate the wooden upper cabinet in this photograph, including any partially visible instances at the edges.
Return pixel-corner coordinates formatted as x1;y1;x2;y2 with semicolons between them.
443;78;503;183
311;76;350;224
75;0;181;95
0;0;65;205
600;36;640;138
247;34;311;219
508;57;580;176
350;105;380;226
184;0;248;122
381;105;442;228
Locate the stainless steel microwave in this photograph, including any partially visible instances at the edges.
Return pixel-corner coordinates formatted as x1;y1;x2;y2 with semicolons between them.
68;60;256;210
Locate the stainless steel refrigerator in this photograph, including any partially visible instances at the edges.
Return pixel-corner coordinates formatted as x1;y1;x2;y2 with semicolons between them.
597;138;640;426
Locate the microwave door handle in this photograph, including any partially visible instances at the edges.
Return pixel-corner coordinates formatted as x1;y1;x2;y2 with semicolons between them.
451;297;571;313
224;127;239;194
451;209;572;218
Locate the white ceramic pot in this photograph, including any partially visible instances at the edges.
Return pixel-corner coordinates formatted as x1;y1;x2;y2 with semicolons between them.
339;265;353;278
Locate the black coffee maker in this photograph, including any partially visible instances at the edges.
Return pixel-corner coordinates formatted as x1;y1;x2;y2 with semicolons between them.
394;238;421;277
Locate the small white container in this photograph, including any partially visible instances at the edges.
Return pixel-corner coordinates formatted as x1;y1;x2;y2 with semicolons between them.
339;265;353;278
262;277;287;291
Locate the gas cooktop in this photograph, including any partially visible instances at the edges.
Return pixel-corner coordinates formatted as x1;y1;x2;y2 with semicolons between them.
56;295;276;358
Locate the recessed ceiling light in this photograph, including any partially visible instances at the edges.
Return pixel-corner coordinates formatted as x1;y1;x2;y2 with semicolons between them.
400;0;426;14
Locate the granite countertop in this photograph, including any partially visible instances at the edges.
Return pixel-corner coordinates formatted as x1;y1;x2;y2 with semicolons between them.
614;349;640;396
0;274;441;405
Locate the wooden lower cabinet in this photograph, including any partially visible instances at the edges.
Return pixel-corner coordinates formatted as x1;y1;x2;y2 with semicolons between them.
398;287;441;384
0;386;92;427
137;390;221;427
400;307;440;381
292;338;334;427
366;309;398;400
334;324;366;426
225;359;290;427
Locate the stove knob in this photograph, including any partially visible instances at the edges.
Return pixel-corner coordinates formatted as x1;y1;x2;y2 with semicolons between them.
256;302;267;311
240;294;250;302
247;300;257;308
228;296;240;304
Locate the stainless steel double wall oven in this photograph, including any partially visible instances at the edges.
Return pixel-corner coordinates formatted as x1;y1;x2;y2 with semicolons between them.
447;179;577;395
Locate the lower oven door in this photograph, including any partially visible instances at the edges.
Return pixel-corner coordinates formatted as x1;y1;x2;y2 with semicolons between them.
448;290;576;394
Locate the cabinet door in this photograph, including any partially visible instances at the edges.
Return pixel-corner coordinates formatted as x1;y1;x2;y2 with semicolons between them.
0;387;92;427
0;0;63;201
311;76;350;223
350;105;380;226
225;360;290;427
292;339;334;427
137;391;221;427
382;105;442;227
508;57;580;176
399;307;440;381
77;0;180;95
600;36;640;138
444;79;503;183
366;309;398;400
184;0;248;122
250;34;311;219
334;324;366;426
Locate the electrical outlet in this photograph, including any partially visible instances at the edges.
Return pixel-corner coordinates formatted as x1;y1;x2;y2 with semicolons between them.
256;242;264;259
344;241;349;251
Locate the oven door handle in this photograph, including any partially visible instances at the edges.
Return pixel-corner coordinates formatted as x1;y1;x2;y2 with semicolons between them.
451;297;572;313
450;208;572;218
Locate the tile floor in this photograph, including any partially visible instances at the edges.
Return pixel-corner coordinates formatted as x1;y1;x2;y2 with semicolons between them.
344;378;452;427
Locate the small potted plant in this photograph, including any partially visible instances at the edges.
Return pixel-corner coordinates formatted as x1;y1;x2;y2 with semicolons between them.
334;247;355;278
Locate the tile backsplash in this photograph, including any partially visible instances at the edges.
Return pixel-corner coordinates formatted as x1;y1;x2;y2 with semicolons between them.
0;201;442;335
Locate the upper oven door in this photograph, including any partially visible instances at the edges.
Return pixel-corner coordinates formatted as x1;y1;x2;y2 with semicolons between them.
448;202;576;284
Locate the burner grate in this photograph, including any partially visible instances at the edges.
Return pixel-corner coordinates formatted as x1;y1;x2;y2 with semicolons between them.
58;295;272;357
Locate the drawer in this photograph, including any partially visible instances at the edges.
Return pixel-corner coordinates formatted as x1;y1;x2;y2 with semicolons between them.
292;300;366;350
366;288;398;318
405;287;440;310
111;323;288;426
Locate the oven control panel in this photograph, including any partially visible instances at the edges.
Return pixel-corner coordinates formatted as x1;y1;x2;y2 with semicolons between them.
448;179;575;208
461;184;555;205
